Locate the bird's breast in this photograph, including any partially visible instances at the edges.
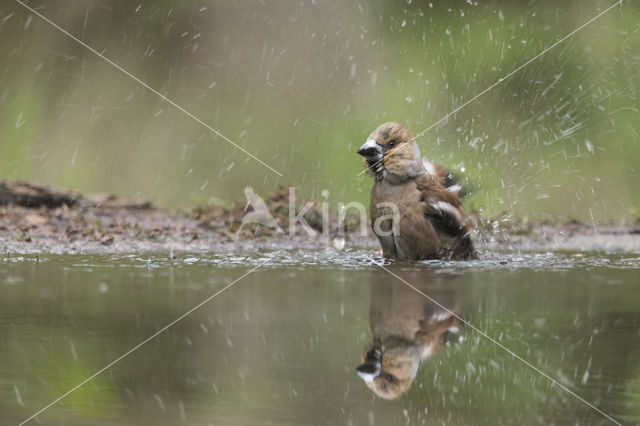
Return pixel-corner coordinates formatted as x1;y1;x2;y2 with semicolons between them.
370;180;420;215
370;181;424;257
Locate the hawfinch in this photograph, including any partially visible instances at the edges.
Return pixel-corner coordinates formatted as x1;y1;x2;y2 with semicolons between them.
355;271;461;399
357;122;474;260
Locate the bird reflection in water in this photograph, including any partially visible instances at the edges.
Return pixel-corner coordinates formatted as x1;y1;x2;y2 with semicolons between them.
355;269;462;400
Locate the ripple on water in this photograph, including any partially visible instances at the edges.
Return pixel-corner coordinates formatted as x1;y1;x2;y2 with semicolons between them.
37;249;640;272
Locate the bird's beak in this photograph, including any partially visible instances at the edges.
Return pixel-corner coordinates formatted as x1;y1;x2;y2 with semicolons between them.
356;361;381;383
357;140;383;160
356;344;382;383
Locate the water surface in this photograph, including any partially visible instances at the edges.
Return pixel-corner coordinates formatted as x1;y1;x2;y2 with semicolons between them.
1;250;639;425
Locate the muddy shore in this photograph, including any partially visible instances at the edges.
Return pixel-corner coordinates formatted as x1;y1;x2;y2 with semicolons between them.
1;181;639;255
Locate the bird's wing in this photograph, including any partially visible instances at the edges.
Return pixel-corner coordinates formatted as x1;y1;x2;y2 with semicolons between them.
422;159;462;194
416;174;467;239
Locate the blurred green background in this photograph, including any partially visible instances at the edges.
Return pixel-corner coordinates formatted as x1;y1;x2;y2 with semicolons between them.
1;0;639;220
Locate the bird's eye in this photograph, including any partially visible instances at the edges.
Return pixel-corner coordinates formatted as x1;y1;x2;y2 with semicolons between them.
388;140;397;148
384;373;397;383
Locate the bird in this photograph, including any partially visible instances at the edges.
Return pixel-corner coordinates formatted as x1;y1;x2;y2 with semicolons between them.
355;271;461;400
357;122;475;260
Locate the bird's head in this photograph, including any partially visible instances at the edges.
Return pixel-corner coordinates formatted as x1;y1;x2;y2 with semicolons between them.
357;122;423;183
355;339;419;400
